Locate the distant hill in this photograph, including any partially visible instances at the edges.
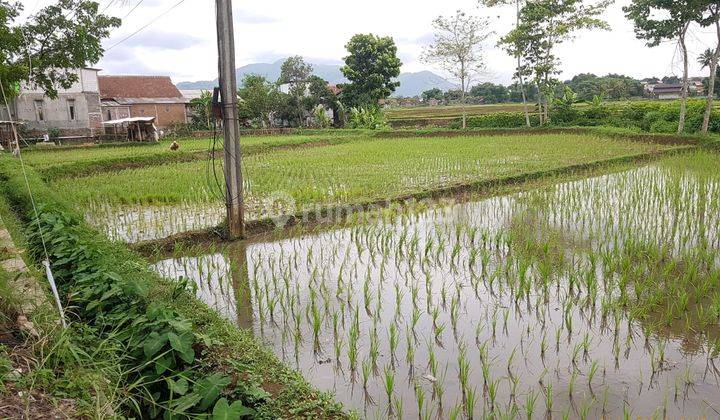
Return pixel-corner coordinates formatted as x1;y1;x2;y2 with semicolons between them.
176;59;455;97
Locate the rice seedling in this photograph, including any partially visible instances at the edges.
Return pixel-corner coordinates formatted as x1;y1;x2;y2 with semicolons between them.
362;359;372;390
524;390;538;420
545;384;553;414
414;382;425;418
384;364;395;404
464;386;479;419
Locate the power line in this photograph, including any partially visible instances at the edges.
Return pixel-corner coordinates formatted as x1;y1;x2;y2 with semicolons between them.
105;0;186;52
121;0;144;20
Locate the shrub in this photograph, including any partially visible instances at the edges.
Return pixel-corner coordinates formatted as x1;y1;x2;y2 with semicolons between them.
452;112;540;129
347;107;388;129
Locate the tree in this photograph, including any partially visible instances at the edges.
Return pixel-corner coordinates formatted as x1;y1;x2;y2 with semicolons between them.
508;81;538;102
481;0;532;126
238;75;280;128
421;88;444;101
340;34;402;109
698;2;720;133
470;83;509;103
279;56;313;86
422;10;490;129
501;0;611;125
0;0;120;99
189;90;213;129
624;0;705;134
278;56;314;126
305;75;340;126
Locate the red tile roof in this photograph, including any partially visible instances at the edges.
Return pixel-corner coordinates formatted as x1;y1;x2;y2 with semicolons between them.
98;76;183;99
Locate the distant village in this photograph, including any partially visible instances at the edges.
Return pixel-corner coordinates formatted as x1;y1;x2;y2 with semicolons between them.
0;67;711;145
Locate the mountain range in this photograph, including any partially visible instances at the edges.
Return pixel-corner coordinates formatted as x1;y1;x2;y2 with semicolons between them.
176;59;455;97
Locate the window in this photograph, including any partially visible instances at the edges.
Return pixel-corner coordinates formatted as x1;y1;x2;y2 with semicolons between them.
67;99;76;120
107;110;112;121
34;100;44;121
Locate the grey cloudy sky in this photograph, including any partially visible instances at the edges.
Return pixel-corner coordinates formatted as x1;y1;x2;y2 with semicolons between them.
20;0;720;85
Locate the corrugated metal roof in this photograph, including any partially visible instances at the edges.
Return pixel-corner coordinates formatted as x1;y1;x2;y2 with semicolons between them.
102;116;156;125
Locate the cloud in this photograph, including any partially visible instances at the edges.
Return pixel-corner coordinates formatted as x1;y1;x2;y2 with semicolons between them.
233;11;278;25
98;48;159;75
107;30;204;51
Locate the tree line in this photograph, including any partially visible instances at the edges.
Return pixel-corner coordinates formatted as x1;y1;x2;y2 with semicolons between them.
418;0;720;134
190;34;403;130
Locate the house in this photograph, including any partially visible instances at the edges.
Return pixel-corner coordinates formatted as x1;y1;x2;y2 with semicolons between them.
0;68;103;138
99;76;189;129
645;81;705;100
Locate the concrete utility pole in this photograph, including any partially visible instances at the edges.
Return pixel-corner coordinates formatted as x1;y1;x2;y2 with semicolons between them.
215;0;245;238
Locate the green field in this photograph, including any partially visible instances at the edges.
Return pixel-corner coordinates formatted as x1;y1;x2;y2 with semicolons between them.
23;130;368;178
386;103;528;124
51;132;680;210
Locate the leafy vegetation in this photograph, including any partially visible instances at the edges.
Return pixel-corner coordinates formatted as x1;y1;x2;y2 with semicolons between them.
0;0;119;98
340;34;402;109
448;98;720;134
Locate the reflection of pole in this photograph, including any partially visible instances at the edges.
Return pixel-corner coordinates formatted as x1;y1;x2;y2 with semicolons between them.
229;241;253;330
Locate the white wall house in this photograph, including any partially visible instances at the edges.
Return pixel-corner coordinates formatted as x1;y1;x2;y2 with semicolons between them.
1;68;103;136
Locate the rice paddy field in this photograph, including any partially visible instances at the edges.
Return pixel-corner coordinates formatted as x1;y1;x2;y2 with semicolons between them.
149;150;720;418
22;129;720;418
40;131;683;243
386;104;528;122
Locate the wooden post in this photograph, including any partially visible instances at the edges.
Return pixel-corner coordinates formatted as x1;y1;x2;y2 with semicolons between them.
216;0;245;238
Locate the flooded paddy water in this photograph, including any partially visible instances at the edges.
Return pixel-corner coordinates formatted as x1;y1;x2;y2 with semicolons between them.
151;156;720;418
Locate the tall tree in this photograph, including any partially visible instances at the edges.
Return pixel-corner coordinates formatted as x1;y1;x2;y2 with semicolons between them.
482;0;532;126
624;0;704;134
0;0;120;99
340;34;402;109
238;74;280;128
279;56;314;125
501;0;611;125
698;2;720;134
279;56;313;87
422;10;490;129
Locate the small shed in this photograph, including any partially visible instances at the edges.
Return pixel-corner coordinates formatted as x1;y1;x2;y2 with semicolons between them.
102;116;159;141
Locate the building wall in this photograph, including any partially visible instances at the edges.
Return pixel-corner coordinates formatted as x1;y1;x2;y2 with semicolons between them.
102;106;131;121
11;68;102;136
14;92;102;134
127;103;187;127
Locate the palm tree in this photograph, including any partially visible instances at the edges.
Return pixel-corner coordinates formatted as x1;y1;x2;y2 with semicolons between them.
698;48;714;69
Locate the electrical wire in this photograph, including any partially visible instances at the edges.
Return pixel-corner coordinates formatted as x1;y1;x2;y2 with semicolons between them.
105;0;186;52
120;0;144;20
